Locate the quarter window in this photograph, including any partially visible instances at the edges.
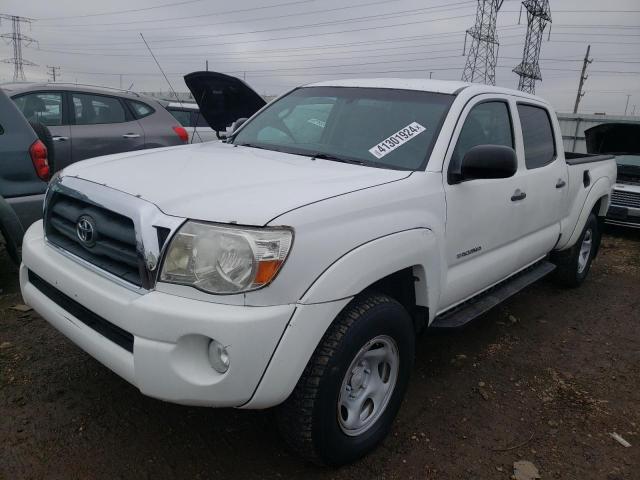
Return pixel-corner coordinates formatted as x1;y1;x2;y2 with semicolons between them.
450;101;513;175
128;100;155;119
517;104;556;169
72;93;126;125
13;92;64;126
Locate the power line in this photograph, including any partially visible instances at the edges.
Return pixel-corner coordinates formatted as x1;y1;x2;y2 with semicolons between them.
37;0;313;21
0;14;37;81
461;0;505;85
38;0;410;29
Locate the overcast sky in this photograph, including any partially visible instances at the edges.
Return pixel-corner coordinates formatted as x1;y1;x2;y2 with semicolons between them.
1;0;639;114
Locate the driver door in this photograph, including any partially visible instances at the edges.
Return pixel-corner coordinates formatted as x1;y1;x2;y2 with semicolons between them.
439;95;528;311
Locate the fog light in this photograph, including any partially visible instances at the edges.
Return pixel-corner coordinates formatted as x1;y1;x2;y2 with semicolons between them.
208;339;230;373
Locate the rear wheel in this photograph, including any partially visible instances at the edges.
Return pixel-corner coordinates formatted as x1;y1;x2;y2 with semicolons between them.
552;213;600;287
276;292;415;466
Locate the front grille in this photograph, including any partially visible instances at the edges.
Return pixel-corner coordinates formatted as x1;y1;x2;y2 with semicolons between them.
611;190;640;209
45;193;143;286
29;270;134;353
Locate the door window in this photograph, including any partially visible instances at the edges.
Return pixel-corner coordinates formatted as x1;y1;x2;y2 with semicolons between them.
13;92;64;126
517;104;556;169
450;101;513;176
72;93;126;125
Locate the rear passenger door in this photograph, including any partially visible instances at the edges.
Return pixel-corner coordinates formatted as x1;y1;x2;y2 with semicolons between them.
513;102;566;256
69;92;145;162
12;91;72;170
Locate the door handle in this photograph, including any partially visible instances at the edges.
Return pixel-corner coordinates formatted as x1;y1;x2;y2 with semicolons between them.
556;179;566;188
52;136;69;142
511;189;527;202
122;133;140;139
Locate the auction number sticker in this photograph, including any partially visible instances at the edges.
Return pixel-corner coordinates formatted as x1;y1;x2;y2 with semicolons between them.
369;122;426;159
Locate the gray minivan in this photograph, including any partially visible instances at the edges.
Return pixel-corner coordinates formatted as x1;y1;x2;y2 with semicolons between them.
1;83;189;171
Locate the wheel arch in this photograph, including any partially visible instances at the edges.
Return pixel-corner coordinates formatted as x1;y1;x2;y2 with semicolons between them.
557;177;611;251
299;228;440;317
243;228;442;409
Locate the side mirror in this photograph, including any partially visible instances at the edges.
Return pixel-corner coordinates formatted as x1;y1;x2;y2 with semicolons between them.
459;144;517;181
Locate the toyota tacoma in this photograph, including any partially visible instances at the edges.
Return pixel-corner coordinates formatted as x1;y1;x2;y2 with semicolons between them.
20;73;616;465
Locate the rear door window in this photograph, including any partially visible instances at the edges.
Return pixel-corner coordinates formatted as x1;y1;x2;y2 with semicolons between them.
72;93;126;125
517;104;556;169
13;92;64;126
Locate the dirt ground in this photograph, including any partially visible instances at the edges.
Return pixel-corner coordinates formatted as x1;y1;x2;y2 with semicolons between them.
1;227;639;480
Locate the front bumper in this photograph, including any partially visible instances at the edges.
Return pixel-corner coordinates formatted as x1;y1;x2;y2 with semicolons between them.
606;204;640;228
20;221;296;407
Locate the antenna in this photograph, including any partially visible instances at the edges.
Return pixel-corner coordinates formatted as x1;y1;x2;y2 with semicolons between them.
140;33;184;107
140;33;203;143
0;14;37;81
461;0;505;86
513;0;552;94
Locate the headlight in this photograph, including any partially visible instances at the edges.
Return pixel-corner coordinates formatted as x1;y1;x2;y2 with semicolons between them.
160;221;293;294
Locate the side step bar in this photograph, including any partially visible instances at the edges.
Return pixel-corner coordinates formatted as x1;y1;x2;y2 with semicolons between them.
429;261;556;329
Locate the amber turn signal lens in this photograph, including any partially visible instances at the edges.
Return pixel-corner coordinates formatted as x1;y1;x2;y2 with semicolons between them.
255;260;284;285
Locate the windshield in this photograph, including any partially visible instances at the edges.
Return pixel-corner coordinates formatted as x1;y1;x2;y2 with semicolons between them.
232;86;454;170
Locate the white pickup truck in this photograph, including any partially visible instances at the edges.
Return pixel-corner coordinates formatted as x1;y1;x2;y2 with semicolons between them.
20;74;616;465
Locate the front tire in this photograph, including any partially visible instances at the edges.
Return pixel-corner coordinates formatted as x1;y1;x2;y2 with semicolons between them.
277;292;415;466
552;213;600;288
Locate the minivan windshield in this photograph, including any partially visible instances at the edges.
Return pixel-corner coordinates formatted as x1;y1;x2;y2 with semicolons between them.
232;86;454;170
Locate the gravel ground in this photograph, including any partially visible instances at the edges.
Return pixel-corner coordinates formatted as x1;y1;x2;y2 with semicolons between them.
1;227;639;480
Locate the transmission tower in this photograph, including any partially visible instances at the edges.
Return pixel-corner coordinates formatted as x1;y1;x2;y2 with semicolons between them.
461;0;505;86
0;14;36;82
513;0;552;94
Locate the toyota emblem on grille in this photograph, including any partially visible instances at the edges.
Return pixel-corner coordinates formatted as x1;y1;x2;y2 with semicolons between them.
76;215;97;247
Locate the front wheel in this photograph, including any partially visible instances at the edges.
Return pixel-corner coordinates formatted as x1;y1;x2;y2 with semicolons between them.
552;213;600;288
276;292;415;466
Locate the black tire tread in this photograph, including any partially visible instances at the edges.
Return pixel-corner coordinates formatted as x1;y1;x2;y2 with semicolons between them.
552;213;599;288
276;292;401;465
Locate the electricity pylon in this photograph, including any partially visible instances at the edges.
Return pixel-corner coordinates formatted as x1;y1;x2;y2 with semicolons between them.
0;14;37;82
462;0;505;86
513;0;552;94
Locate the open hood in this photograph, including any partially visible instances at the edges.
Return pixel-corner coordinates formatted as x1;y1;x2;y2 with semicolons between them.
585;123;640;155
184;71;267;132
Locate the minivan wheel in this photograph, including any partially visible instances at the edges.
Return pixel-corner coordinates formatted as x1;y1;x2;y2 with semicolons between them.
552;213;600;288
277;292;415;466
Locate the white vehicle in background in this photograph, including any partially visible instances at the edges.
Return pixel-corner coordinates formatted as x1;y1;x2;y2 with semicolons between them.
164;102;219;143
20;73;616;466
584;123;640;228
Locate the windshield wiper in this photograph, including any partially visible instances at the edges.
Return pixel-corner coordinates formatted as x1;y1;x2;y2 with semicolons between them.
309;152;365;165
235;143;269;150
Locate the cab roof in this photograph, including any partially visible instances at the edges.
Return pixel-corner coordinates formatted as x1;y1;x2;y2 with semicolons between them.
305;78;547;104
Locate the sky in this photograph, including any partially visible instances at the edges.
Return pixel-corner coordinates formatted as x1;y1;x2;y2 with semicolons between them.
1;0;639;114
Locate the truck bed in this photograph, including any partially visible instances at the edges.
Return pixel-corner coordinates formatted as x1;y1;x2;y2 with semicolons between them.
565;152;615;166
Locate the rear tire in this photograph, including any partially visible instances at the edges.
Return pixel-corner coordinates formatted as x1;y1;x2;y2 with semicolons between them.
276;292;415;466
552;213;600;288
